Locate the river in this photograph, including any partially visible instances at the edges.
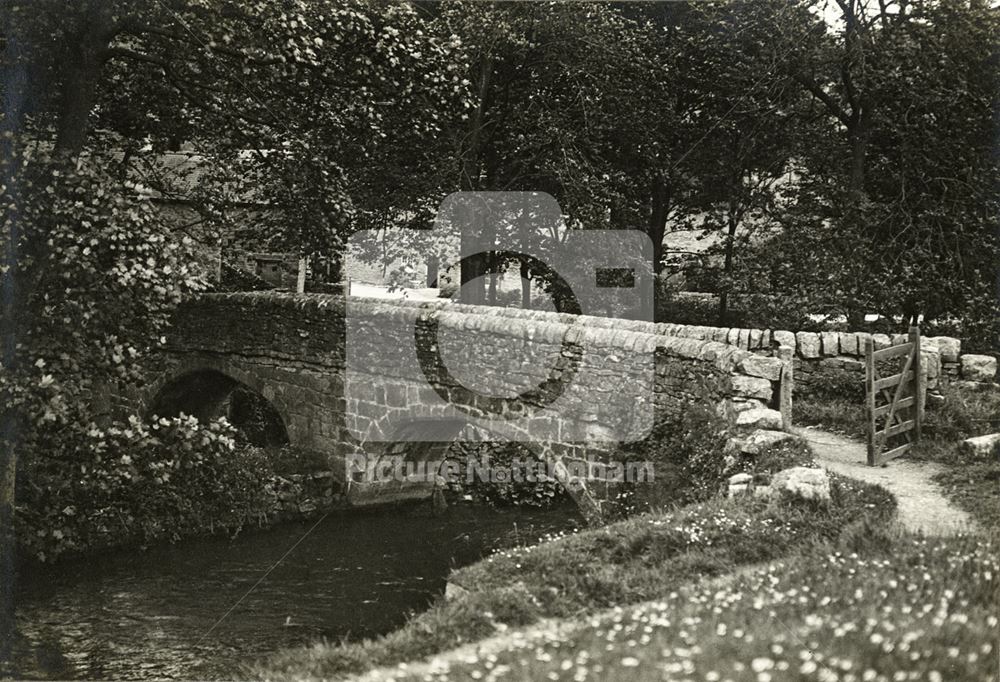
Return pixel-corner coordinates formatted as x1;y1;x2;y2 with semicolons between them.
13;502;581;680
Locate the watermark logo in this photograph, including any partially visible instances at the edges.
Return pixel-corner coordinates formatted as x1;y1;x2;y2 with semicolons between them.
345;191;655;444
345;452;655;485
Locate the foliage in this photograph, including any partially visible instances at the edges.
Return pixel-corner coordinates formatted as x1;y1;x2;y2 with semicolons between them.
933;454;1000;532
617;396;734;514
442;440;567;509
15;415;272;562
799;379;1000;445
739;0;1000;345
256;474;894;681
0;147;210;503
796;379;1000;528
909;383;1000;529
794;395;869;440
919;383;1000;444
745;437;817;477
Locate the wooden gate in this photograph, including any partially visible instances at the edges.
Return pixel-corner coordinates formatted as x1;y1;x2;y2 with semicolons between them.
865;326;925;466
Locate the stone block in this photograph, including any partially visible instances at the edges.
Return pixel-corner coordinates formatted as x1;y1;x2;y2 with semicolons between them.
820;332;839;356
921;348;940;380
854;332;873;354
796;332;821;359
771;467;831;502
961;354;997;383
925;336;961;362
738;355;783;381
731;375;773;401
773;330;796;350
727;482;750;497
839;332;858;356
740;429;796;455
958;433;1000;459
872;333;891;350
735;407;783;430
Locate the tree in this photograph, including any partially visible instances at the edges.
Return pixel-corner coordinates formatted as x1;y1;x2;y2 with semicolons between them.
773;0;1000;336
667;0;806;324
437;2;668;306
0;0;465;668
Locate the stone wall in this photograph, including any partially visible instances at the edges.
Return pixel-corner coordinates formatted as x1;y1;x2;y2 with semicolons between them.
150;292;792;521
609;321;984;391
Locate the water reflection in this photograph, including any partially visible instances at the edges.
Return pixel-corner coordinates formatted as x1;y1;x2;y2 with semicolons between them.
15;503;580;680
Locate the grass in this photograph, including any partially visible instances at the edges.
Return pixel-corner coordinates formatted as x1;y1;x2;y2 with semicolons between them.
373;531;999;681
793;395;867;439
254;474;894;681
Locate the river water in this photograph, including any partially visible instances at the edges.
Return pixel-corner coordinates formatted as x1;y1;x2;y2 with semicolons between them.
14;503;580;680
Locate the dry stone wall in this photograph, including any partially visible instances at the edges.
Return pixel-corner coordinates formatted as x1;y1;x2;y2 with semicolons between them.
622;321;989;391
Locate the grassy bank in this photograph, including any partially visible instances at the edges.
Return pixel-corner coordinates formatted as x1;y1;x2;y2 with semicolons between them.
370;531;998;681
256;474;894;681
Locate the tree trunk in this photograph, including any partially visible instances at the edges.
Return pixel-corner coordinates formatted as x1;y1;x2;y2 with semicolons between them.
648;175;669;321
0;12;112;671
0;416;17;676
458;54;493;305
848;115;871;196
54;40;105;157
717;211;739;326
520;259;531;309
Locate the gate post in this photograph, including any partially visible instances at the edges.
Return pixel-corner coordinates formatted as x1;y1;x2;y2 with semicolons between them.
910;326;924;440
865;336;877;466
776;345;794;431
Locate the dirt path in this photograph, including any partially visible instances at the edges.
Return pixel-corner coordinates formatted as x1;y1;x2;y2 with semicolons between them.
793;425;975;536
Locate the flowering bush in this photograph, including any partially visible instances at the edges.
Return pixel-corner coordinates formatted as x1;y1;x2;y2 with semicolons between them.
16;414;272;562
0;146;227;562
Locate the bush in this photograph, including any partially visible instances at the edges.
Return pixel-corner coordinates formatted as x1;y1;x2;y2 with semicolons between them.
16;414;273;562
437;281;459;299
746;437;817;475
615;397;734;515
921;383;1000;442
441;441;568;508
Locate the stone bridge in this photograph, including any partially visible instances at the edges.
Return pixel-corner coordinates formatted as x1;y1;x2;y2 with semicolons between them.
142;293;792;522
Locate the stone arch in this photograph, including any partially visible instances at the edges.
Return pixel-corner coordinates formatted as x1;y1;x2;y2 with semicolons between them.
148;368;290;448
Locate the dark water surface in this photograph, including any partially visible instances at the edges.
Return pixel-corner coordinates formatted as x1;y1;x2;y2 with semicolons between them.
14;503;580;680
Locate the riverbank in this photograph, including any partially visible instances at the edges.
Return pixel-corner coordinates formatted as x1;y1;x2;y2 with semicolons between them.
344;531;998;681
256;473;897;681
